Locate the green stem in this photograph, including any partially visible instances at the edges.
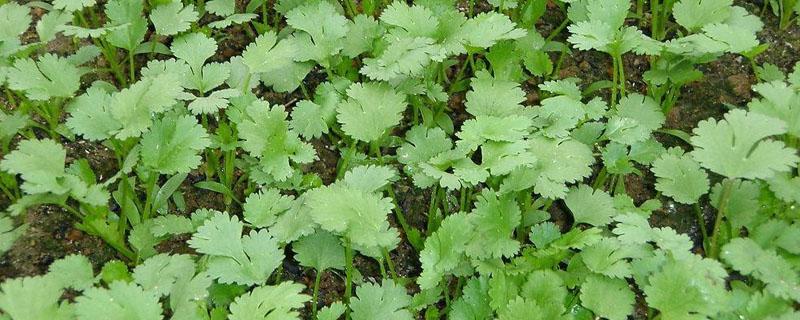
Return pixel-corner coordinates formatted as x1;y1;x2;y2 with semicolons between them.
616;55;626;98
709;179;734;258
611;54;619;107
694;202;708;251
545;18;570;42
312;270;323;318
344;237;354;319
383;248;398;281
142;173;158;220
128;50;135;83
426;184;439;236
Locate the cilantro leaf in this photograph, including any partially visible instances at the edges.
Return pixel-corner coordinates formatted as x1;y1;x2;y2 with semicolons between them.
643;255;729;319
228;282;310;320
418;212;472;290
150;2;199;36
337;82;407;142
242;31;313;92
464;190;521;260
604;94;665;145
243;189;294;228
304;181;399;255
110;73;185;139
749;80;800;138
140;115;211;175
690;109;800;179
188;212;284;285
285;1;348;67
0;276;72;320
53;0;96;12
238;100;316;181
651;147;709;204
721;238;800;302
0;139;68;195
460;12;526;49
66;86;120;141
351;280;413;320
48;254;96;291
673;0;733;32
6;54;82;101
565;185;618;226
292;230;345;272
75;281;162;320
580;275;634;320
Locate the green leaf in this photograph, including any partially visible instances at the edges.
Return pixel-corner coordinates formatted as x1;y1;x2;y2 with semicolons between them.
418;212;472;290
351;280;413;320
643;255;729;319
292;230;345;271
580;275;634;320
673;0;733;32
342;15;383;57
0;3;32;43
140;115;210;174
48;254;96;291
721;238;800;302
449;276;492;320
36;10;73;42
501;137;594;199
337;82;407;142
132;254;195;297
228;282;310;320
110;73;185;139
0;276;72;320
104;0;147;51
464;190;521;260
207;0;234;16
6;54;82;101
150;2;199;36
0;139;68;195
317;302;346;320
465;71;526;117
188;212;284;285
460;12;526;49
238;100;316;181
75;281;162;320
580;237;632;278
53;0;96;12
171;32;217;73
565;184;617;226
605;94;665;145
304;182;399;254
690;109;799;179
285;1;348;66
242;31;313;92
242;188;294;228
651;147;710;204
749;80;800;138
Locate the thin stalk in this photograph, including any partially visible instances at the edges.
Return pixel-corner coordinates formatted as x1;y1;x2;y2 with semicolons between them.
694;202;708;252
611;54;619;107
142;173;158;220
426;184;439;236
382;248;398;281
311;270;323;318
709;179;734;258
592;167;609;190
128;50;136;83
545;18;570;42
616;55;627;98
344;237;354;319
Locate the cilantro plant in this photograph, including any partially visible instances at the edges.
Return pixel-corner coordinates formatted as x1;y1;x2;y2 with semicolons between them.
1;1;799;319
